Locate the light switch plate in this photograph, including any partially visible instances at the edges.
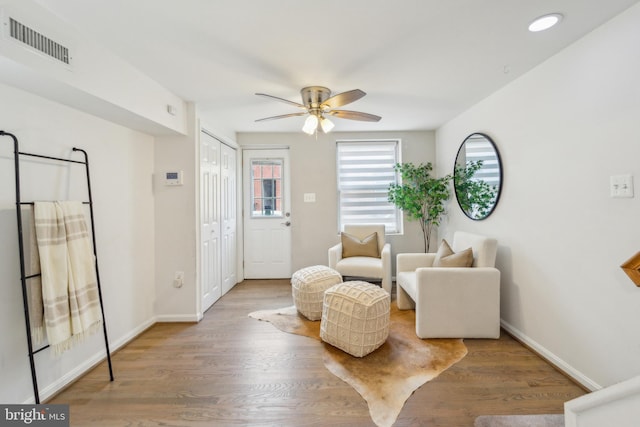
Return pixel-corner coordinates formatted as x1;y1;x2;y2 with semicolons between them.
610;175;634;198
303;193;316;203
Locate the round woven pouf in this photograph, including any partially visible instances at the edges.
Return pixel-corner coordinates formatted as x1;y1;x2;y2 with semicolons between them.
320;281;390;357
291;265;343;321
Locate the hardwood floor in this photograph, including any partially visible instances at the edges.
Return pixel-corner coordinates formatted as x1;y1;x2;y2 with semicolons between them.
49;280;586;426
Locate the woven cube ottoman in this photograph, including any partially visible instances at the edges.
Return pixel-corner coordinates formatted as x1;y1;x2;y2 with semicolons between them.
320;281;390;357
291;265;343;320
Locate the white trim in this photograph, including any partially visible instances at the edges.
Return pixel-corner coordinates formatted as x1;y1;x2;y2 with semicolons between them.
155;314;201;322
565;376;640;427
335;138;401;144
241;144;290;150
201;127;239;149
500;319;601;391
22;317;156;404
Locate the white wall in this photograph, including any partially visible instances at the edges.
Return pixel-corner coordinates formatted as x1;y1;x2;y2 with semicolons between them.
0;0;187;136
153;104;199;321
0;83;156;403
237;131;436;274
436;4;640;389
153;112;242;321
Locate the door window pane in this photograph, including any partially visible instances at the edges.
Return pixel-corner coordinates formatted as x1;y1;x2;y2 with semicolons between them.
251;159;283;217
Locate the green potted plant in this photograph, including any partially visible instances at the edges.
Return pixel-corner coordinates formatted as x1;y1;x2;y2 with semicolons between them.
453;160;498;219
388;162;452;252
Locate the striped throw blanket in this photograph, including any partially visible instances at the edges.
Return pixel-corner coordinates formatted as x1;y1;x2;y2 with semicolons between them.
34;201;103;356
27;210;45;345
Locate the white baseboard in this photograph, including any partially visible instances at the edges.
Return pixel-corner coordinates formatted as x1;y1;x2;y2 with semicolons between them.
155;314;200;322
25;312;199;403
30;317;156;404
500;319;601;392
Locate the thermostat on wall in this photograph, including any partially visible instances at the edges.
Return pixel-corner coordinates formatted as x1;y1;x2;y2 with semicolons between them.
164;171;183;186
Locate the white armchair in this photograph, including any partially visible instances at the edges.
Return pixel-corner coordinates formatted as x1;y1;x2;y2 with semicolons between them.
328;224;392;294
396;231;500;339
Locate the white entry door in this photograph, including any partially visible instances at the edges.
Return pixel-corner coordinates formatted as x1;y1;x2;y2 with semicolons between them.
243;149;292;278
200;132;222;310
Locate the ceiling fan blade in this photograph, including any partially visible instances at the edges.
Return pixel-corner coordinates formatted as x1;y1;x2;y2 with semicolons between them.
255;112;307;122
322;89;366;109
328;110;381;122
255;93;306;109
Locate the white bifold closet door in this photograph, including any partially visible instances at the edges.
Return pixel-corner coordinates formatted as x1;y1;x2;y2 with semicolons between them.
200;131;237;313
220;142;237;295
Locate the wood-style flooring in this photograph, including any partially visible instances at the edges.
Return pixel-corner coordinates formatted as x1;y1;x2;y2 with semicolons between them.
49;279;586;426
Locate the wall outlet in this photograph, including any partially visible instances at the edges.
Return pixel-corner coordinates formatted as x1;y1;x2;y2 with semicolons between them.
173;271;184;288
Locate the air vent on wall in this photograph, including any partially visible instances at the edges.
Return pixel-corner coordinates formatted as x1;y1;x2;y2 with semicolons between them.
8;17;71;65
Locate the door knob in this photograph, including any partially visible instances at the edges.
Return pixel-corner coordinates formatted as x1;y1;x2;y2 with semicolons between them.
281;221;291;227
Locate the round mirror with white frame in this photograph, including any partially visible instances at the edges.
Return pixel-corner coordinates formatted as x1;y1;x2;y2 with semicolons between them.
453;133;502;220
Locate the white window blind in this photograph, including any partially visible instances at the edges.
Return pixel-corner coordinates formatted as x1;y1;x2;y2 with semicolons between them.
461;134;500;187
336;140;401;233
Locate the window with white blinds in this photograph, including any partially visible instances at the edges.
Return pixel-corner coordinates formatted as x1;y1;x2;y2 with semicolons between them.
336;139;401;233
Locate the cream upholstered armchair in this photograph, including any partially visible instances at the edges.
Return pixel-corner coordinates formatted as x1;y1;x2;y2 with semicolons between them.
396;231;500;339
328;224;392;295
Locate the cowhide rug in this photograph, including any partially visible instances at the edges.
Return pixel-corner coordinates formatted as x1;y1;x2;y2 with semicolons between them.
248;302;468;427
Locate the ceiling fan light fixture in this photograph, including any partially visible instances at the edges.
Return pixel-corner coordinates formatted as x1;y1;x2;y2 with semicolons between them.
320;116;334;133
528;13;563;32
302;114;318;135
256;86;381;134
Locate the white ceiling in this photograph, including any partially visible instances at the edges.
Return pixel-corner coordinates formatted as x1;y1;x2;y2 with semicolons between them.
37;0;640;134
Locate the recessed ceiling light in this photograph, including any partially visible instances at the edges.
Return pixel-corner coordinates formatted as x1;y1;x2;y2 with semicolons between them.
528;13;563;32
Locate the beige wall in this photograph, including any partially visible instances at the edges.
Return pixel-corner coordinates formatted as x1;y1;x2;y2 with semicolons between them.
237;130;436;274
